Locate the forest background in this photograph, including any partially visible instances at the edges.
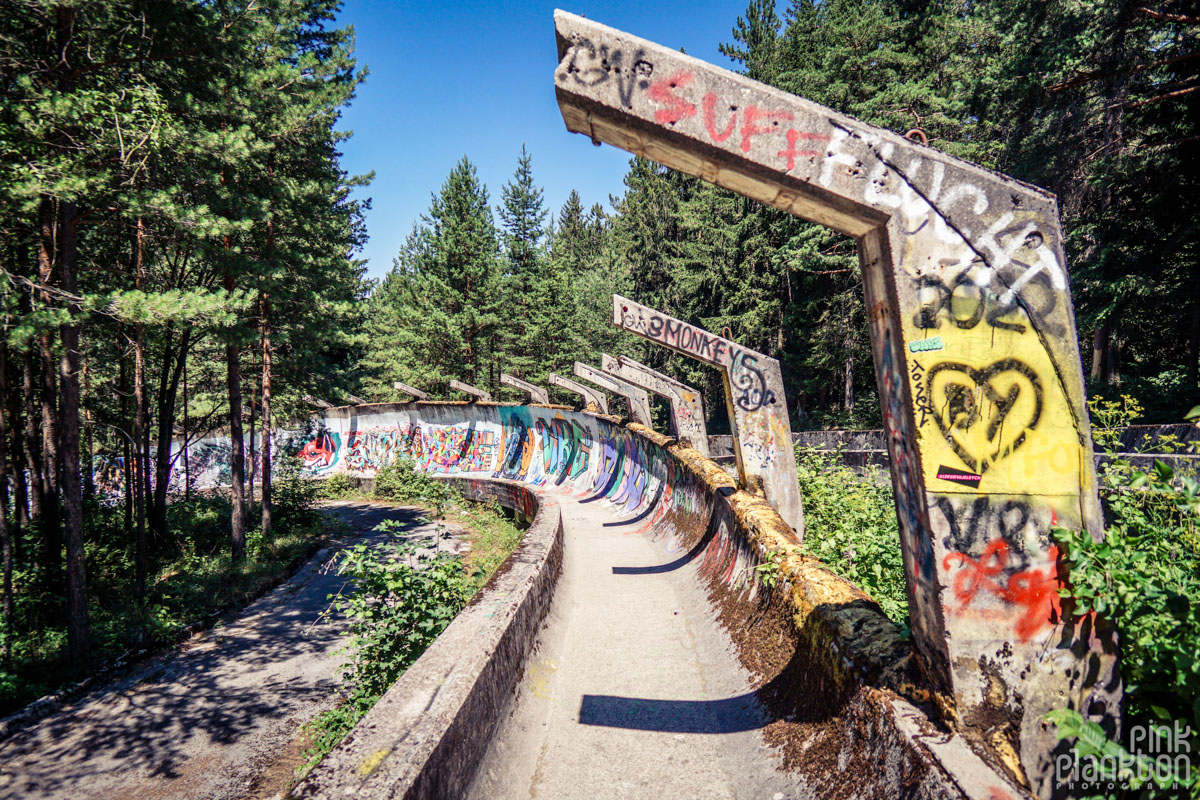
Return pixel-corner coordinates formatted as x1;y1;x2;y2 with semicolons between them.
0;0;1196;688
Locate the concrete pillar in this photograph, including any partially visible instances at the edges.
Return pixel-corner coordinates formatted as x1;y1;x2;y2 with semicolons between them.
393;381;430;401
500;373;550;404
611;297;801;535
547;372;609;414
600;353;709;457
554;12;1115;794
573;361;652;427
449;379;491;403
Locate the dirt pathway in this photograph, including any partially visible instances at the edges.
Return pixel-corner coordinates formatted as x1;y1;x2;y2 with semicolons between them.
0;501;457;800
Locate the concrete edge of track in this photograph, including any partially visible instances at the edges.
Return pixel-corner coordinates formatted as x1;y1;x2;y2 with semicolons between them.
289;478;564;800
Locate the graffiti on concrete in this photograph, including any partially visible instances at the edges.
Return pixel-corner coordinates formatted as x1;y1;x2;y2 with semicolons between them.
612;295;804;537
299;431;341;474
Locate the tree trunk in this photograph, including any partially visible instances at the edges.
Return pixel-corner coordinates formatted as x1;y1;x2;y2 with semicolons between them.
226;276;246;563
248;384;256;504
1091;319;1114;384
0;346;14;659
221;122;245;560
151;327;190;539
5;347;28;554
1188;302;1199;392
843;355;855;412
260;296;273;540
22;347;43;524
183;354;190;502
120;343;132;541
38;196;62;587
82;359;92;498
132;219;148;603
57;187;90;668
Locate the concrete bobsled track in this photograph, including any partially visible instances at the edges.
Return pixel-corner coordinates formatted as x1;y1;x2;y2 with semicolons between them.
290;401;1025;800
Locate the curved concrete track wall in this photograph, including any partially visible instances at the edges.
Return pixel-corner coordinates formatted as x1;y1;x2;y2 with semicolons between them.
290;402;1029;800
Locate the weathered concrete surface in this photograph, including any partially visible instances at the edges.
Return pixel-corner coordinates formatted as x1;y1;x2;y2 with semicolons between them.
393;381;430;401
291;481;562;800
0;503;457;800
448;379;492;402
556;13;1115;794
468;494;798;800
574;360;653;426
613;295;804;539
249;402;1029;798
601;353;710;456
500;372;550;404
548;371;609;414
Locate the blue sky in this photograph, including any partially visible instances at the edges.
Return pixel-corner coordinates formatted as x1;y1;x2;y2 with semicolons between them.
333;0;746;280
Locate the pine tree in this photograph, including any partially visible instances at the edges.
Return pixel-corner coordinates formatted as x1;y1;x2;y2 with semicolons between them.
364;158;501;394
496;146;551;384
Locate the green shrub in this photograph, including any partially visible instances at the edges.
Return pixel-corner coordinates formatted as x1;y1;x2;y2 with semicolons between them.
318;472;356;499
373;457;453;515
794;446;908;623
301;520;472;773
271;454;320;531
1045;398;1199;797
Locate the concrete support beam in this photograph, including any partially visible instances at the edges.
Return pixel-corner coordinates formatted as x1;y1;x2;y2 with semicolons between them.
573;361;652;427
611;297;801;535
548;372;609;414
301;394;332;409
449;379;492;403
345;394;368;406
393;381;430;401
555;12;1114;793
600;354;709;457
500;373;550;404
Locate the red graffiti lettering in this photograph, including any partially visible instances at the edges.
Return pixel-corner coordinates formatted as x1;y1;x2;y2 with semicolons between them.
740;105;794;153
943;541;1062;641
647;72;697;124
702;92;737;142
776;128;830;171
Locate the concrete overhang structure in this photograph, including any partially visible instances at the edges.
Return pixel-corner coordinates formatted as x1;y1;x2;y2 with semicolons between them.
600;353;709;457
554;11;1115;794
573;361;652;427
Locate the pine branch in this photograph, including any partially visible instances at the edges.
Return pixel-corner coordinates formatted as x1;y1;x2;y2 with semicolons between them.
1137;7;1200;24
1109;82;1200;110
1045;50;1200;94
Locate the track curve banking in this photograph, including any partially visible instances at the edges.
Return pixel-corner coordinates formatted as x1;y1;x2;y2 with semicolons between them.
292;402;1027;800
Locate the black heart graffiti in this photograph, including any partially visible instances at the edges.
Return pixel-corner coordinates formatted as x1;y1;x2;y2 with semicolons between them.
925;359;1043;475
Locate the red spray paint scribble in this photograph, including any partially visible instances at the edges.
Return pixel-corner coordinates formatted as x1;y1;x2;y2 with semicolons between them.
647;72;697;124
943;541;1062;641
702;92;737;142
777;128;831;171
740;105;794;153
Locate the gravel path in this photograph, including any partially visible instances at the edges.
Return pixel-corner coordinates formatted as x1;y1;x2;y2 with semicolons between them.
0;501;459;800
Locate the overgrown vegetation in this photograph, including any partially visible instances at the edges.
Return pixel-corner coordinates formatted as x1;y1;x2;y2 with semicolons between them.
297;467;526;779
373;457;452;515
0;457;328;714
1047;399;1199;798
794;446;908;624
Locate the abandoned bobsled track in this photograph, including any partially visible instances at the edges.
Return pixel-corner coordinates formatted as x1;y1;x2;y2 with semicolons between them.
288;401;1024;800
